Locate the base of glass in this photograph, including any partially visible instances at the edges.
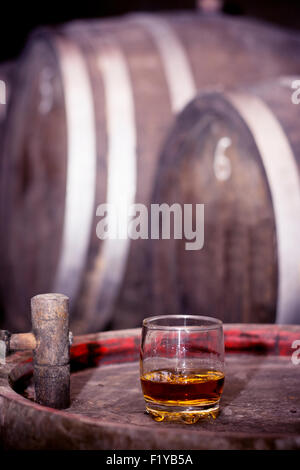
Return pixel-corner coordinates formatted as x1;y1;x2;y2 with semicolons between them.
145;400;220;424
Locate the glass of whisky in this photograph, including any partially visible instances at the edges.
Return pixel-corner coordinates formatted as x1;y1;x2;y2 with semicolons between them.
140;315;225;423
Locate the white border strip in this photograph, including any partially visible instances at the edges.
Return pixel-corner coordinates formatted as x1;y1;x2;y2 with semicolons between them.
82;41;137;329
53;38;97;306
227;92;300;324
0;80;6;105
131;15;196;113
0;79;6;120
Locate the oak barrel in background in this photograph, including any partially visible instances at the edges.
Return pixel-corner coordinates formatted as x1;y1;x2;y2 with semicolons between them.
151;76;300;326
2;13;300;332
0;62;15;325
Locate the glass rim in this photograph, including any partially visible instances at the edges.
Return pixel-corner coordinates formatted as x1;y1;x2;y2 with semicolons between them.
142;314;223;331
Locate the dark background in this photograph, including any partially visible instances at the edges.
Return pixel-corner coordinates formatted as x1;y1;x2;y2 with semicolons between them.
1;0;300;62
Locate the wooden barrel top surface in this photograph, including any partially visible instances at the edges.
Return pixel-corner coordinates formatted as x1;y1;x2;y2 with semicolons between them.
0;324;300;450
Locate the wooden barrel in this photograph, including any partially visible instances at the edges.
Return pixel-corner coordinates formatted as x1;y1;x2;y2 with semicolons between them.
0;324;300;450
0;62;15;324
2;13;300;333
151;76;300;325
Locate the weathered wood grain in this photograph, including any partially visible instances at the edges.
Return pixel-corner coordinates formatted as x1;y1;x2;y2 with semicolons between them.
0;325;299;450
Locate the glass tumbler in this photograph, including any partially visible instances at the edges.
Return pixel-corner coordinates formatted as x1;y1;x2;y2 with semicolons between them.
140;315;225;423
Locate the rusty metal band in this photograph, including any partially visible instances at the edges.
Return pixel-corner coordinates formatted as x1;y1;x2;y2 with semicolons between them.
80;39;137;329
130;14;196;113
227;92;300;324
53;38;97;307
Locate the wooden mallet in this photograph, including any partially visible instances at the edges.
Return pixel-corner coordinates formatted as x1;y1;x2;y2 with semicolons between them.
0;293;72;409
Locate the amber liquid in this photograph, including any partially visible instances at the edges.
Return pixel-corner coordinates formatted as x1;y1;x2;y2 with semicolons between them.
141;369;225;406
